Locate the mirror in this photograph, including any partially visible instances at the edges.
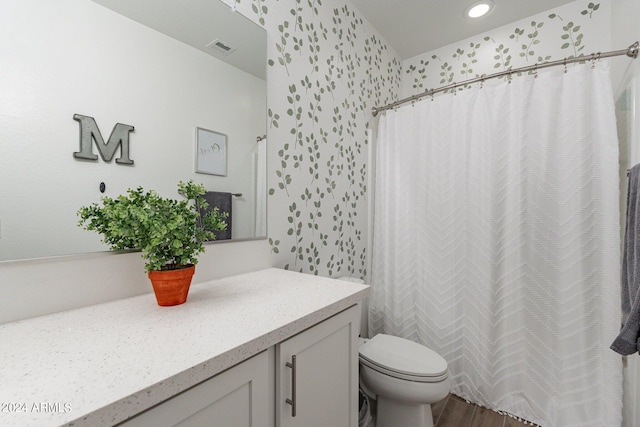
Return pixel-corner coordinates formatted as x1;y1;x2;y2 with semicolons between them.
0;0;267;262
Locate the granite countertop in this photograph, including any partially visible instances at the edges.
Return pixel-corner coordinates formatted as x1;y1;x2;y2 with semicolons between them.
0;268;369;427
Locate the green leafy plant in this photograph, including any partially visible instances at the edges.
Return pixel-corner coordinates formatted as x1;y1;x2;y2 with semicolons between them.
77;180;228;273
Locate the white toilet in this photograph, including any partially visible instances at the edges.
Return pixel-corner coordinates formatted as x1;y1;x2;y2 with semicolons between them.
334;277;450;427
358;334;450;427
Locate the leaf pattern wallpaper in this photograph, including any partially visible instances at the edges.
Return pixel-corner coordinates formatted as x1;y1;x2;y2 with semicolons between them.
220;0;610;279
222;0;401;279
402;1;609;98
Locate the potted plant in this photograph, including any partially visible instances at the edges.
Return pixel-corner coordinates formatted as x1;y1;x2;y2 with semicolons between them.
77;180;228;306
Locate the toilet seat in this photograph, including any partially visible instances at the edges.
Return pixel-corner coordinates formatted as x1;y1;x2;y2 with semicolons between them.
359;334;448;383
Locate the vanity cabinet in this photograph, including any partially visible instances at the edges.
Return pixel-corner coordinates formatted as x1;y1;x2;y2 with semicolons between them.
118;306;359;427
119;349;274;427
0;268;369;427
276;305;360;427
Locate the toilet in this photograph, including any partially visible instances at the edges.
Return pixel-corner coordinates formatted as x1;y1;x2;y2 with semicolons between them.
358;334;450;427
334;277;450;427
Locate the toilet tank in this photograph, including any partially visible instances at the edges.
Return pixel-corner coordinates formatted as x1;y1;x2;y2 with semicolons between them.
336;276;368;338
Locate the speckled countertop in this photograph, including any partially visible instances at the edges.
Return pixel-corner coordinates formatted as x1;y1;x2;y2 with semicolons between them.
0;268;369;427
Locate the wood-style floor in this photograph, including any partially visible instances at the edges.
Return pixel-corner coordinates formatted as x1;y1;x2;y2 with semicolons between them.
431;394;538;427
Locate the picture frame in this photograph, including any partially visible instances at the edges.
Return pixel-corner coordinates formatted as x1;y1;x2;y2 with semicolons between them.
195;127;227;176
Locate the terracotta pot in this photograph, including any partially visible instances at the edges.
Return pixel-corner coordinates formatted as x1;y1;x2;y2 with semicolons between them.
147;264;195;306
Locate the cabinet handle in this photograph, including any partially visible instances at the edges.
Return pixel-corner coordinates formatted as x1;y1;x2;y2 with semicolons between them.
285;355;297;417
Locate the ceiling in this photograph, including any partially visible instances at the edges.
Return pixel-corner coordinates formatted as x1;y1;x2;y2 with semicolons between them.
90;0;575;73
349;0;576;59
91;0;266;79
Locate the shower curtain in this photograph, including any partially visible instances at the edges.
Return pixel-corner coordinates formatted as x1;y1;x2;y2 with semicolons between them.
254;138;267;237
369;61;622;426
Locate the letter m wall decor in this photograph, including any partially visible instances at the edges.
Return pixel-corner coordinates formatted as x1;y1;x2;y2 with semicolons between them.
73;114;135;165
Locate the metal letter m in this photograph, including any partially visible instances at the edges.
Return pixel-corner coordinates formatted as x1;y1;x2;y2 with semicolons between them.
73;114;135;165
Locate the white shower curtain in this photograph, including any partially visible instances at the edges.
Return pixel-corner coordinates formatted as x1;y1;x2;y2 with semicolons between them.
254;138;267;237
370;61;622;426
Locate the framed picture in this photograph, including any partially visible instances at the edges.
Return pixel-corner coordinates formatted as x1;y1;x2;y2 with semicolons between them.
195;127;227;176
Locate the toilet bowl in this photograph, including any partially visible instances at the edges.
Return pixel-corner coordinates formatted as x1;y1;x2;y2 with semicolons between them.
359;334;450;427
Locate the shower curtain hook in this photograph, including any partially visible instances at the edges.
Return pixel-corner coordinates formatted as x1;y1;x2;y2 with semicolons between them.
430;89;435;101
563;58;568;73
480;74;485;88
533;64;538;78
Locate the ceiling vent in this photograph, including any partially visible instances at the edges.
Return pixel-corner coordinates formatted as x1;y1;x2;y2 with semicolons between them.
206;39;236;56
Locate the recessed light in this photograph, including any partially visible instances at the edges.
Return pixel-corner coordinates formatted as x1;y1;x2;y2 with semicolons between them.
465;1;495;18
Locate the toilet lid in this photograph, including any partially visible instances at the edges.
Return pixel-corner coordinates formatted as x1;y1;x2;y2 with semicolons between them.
359;334;447;380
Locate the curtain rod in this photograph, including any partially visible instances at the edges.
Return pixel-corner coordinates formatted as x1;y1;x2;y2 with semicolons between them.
372;42;639;117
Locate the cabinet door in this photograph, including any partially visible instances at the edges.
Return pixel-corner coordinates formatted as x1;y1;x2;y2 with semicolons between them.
119;349;273;427
276;306;360;427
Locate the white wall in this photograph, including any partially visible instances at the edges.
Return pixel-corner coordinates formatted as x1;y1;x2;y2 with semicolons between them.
0;239;272;324
611;0;640;97
0;0;266;261
613;69;640;427
612;2;640;426
0;0;271;324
